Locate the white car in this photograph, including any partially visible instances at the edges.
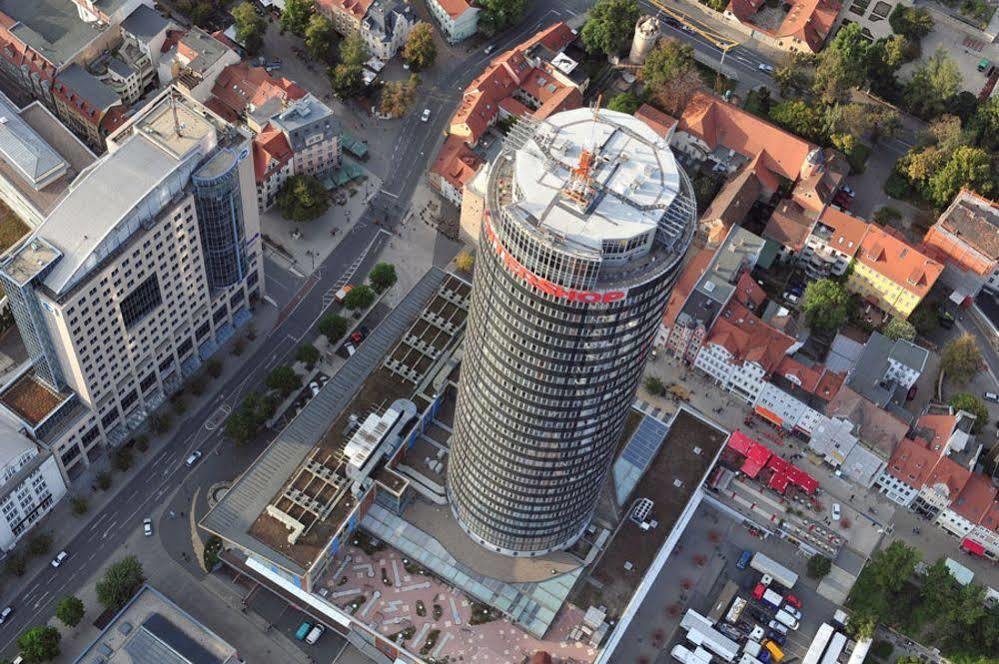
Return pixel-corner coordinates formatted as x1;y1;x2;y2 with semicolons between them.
832;503;842;521
484;44;495;55
185;450;203;468
0;606;12;625
143;518;153;536
51;551;68;568
783;605;802;621
421;108;431;122
758;63;775;73
767;620;788;635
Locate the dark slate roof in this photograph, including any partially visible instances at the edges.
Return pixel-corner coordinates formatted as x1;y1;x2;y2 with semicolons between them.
124;613;224;664
59;64;120;111
121;4;171;42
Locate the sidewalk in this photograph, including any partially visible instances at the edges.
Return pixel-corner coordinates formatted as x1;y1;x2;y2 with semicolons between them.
0;300;284;610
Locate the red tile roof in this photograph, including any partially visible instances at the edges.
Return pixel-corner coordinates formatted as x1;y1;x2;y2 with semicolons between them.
662;248;716;328
429;135;484;192
915;413;957;455
434;0;473;19
211;63;307;118
678;92;814;182
952;474;997;523
978;501;999;534
887;437;944;487
635;103;677;138
252;125;293;184
922;189;999;277
856;226;944;297
727;0;840;53
706;301;796;372
449;22;578;144
316;0;375;21
923;455;972;501
765;200;814;252
814;207;869;258
775;356;845;401
734;271;767;309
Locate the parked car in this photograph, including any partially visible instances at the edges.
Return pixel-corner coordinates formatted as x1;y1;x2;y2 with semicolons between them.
309;381;320;397
737;550;753;569
750;608;771;623
421;109;431;122
766;630;787;645
984;392;999;403
832;503;842;521
305;623;325;645
334;285;353;304
185;450;203;468
783;606;802;621
350;329;365;344
295;621;312;641
484;44;495;55
0;606;12;625
757;63;775;74
783;292;799;304
784;594;802;609
51;551;68;568
767;620;788;636
143;518;153;537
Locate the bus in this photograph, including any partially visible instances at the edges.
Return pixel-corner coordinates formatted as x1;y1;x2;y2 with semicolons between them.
820;633;848;664
802;623;836;664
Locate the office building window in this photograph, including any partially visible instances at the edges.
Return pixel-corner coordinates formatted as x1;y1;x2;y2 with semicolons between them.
120;275;163;328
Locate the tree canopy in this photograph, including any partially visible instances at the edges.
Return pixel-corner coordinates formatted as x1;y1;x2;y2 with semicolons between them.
807;554;832;579
304;14;336;62
17;626;61;663
608;92;642;115
379;75;420;118
96;556;145;611
949;393;988;433
280;0;312;36
55;596;85;628
340;32;370;67
812;23;871;103
769;100;828;145
276;175;329;222
904;47;962;119
640;38;700;115
883;317;917;342
581;0;640;57
265;366;301;396
403;22;436;72
319;313;349;341
232;2;266;55
343;284;376;310
941;333;983;384
478;0;528;36
369;263;397;293
801;279;851;331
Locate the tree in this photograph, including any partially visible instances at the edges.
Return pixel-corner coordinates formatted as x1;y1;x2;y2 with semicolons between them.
225;393;267;445
812;23;870;103
477;0;528;36
608;92;642;115
113;447;133;472
96;556;145;610
55;596;85;628
905;48;962;119
319;313;348;341
644;376;666;396
70;496;88;516
379;75;420;118
641;38;700;116
807;554;832;579
369;262;397;293
868;541;920;593
340;32;369;67
773;56;811;97
949;393;988;433
455;250;474;273
343;284;375;310
802;279;851;331
304;14;336;62
770;100;828;146
402;22;436;72
17;626;60;663
4;554;25;576
276;175;329;222
329;63;365;99
970;95;999;152
266;366;301;396
883;317;917;341
889;5;934;41
581;0;640;57
920;558;959;621
296;344;320;369
26;533;51;557
280;0;312;36
927;146;993;207
232;2;266;55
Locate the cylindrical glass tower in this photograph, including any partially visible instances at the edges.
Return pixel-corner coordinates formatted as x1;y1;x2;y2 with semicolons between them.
447;108;698;556
193;148;247;293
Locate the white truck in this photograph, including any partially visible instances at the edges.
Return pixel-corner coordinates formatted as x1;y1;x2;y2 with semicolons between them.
801;623;835;664
774;609;800;631
687;628;739;663
751;553;799;589
672;644;714;664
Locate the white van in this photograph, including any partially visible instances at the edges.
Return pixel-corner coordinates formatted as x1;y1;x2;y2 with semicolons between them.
305;623;325;645
774;609;799;630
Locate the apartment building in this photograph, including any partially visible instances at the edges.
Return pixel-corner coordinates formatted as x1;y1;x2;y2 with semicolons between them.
269;94;341;178
158;27;240;102
315;0;415;60
252;125;294;211
0;415;67;552
0;88;263;481
847;226;943;319
426;0;479;43
448;23;585;146
428;135;483;207
921;189;999;301
208;63;306;132
722;0;841;54
846;331;928;409
800;206;868;279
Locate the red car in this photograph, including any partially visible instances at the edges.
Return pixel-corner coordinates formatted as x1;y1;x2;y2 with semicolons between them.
785;594;803;609
752;583;766;600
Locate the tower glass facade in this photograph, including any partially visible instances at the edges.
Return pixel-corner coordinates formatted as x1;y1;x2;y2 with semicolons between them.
447;109;697;556
193;148;247;293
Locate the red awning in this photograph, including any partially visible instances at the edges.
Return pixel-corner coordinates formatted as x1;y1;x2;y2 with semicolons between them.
742;443;772;478
755;405;784;427
962;538;985;556
727;430;755;455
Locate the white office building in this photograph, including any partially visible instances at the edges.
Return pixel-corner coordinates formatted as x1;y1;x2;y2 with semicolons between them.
0;88;264;482
0;416;67;552
426;0;479;43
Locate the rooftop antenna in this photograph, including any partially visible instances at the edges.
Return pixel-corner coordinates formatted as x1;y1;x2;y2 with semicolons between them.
562;94;602;208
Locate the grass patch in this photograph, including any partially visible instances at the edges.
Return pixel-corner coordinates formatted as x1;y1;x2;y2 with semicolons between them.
0;202;29;253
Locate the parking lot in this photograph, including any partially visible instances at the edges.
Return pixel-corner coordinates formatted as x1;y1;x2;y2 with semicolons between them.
246;584;349;662
614;500;842;664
